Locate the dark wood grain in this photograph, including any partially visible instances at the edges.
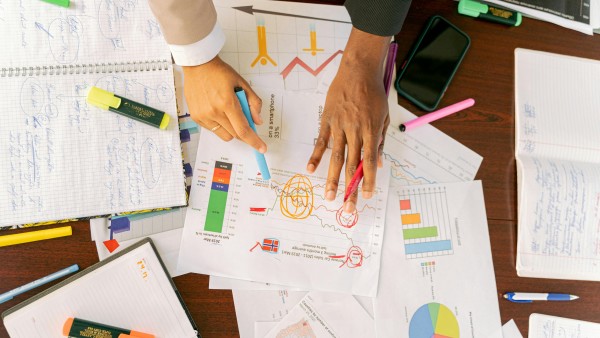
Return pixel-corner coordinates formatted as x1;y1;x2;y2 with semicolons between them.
2;1;600;337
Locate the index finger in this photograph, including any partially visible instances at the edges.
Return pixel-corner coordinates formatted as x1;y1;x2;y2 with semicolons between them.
225;95;268;154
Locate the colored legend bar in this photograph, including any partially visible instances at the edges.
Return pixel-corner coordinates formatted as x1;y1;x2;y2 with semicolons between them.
405;240;452;255
400;199;411;210
401;213;421;225
403;226;438;240
204;161;232;233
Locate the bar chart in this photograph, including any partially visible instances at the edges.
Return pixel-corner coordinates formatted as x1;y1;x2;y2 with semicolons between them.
398;186;454;259
205;161;234;233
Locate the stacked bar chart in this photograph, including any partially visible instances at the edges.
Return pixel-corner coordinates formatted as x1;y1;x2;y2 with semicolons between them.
205;161;233;233
398;186;454;259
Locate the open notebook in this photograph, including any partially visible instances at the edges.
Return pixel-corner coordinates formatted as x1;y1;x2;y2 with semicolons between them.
515;48;600;281
2;238;199;337
0;1;186;228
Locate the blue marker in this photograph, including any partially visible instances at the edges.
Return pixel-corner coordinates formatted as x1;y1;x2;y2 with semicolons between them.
503;292;579;303
0;264;79;304
235;87;271;180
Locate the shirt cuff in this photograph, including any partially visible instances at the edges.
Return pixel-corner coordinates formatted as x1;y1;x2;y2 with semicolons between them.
168;23;226;66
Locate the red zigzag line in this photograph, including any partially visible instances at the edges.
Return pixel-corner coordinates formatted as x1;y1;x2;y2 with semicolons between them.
280;50;343;79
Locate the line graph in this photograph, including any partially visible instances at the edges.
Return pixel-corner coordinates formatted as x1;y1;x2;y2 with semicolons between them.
280;50;343;79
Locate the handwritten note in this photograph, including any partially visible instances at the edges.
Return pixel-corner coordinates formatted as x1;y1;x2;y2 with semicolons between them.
0;67;186;227
0;0;170;69
515;48;600;280
529;314;600;338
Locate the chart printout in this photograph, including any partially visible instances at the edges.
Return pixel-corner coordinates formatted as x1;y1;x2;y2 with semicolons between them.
178;131;390;296
374;181;501;338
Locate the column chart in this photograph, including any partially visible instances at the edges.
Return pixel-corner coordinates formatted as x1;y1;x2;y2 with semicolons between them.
398;186;454;259
204;161;233;233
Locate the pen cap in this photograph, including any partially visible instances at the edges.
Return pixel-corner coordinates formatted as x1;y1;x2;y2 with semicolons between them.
458;0;487;17
87;86;121;110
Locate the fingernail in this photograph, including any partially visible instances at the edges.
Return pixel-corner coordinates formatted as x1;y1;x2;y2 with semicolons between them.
325;190;336;201
344;201;356;213
363;191;373;199
259;145;267;154
257;115;263;124
307;163;315;173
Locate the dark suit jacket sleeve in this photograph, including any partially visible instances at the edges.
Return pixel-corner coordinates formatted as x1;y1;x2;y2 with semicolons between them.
344;0;412;36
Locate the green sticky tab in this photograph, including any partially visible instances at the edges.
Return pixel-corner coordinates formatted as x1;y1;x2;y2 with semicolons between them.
40;0;70;8
458;0;487;17
87;86;121;110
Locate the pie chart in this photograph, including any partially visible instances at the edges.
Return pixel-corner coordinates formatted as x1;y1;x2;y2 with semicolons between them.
409;303;459;338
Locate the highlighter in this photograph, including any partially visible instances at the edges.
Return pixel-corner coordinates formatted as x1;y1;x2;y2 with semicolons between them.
63;317;155;338
86;86;170;129
458;0;522;26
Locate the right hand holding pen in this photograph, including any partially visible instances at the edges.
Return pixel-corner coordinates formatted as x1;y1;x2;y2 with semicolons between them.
183;56;267;153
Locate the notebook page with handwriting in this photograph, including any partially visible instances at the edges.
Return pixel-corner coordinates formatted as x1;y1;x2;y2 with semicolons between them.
529;314;600;338
515;48;600;280
2;239;198;338
0;65;186;227
0;0;170;69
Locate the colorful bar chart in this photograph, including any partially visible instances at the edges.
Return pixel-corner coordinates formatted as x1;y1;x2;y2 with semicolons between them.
204;161;233;233
399;186;453;258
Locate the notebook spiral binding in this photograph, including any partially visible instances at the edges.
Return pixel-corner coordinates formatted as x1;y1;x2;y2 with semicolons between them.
0;60;171;77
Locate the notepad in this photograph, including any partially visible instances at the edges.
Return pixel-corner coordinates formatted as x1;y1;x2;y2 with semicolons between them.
0;1;186;228
2;238;199;337
515;48;600;280
529;314;600;338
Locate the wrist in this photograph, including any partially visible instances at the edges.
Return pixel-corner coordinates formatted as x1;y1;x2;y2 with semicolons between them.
342;27;390;72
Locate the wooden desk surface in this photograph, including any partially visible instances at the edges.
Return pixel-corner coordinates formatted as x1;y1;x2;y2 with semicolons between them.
2;1;600;337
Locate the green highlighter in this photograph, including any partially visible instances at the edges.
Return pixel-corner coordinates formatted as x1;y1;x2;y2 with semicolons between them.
40;0;70;8
458;0;522;26
87;86;170;130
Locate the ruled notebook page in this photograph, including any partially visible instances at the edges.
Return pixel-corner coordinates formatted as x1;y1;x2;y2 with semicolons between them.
515;48;600;280
529;314;600;338
0;66;186;227
0;0;171;68
3;242;198;338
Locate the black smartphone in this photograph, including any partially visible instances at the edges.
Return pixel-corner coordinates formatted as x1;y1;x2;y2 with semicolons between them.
395;15;470;111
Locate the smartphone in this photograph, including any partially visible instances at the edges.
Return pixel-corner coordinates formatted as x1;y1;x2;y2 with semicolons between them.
395;15;470;111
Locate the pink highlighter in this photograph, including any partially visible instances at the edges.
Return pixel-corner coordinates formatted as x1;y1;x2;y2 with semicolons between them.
400;98;475;132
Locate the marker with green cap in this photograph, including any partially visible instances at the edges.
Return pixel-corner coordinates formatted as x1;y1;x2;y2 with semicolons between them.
40;0;70;8
87;86;170;130
458;0;522;26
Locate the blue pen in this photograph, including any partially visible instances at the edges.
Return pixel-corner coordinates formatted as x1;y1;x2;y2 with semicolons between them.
234;87;271;180
0;264;79;304
503;292;579;303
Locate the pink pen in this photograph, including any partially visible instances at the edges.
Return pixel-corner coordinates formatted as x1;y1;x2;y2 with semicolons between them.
400;98;475;132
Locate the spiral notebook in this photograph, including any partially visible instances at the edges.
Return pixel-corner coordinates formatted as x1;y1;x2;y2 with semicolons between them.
0;0;186;228
2;238;200;338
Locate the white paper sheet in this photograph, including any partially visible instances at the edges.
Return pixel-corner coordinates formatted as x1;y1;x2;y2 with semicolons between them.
264;292;374;338
3;241;197;338
529;314;600;338
233;290;308;338
179;130;390;296
374;181;501;338
488;319;523;338
215;0;350;92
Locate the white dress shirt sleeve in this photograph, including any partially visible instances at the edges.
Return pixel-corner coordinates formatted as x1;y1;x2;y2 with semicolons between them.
167;22;226;66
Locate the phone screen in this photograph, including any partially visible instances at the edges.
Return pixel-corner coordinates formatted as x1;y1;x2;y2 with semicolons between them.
397;16;469;111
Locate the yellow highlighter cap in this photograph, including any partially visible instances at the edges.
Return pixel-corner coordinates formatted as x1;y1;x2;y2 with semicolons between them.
87;86;121;110
159;113;170;130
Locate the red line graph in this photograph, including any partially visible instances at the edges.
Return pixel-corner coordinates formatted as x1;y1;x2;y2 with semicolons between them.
280;50;343;79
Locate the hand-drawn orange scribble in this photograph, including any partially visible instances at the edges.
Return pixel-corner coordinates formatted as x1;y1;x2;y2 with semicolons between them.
280;174;314;219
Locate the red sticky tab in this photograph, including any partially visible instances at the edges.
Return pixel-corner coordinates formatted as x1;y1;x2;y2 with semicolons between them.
103;239;120;253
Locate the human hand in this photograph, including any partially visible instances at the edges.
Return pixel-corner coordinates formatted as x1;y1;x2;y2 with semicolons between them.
183;56;267;153
307;28;390;213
